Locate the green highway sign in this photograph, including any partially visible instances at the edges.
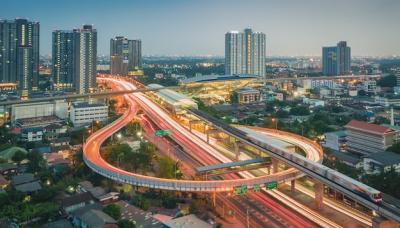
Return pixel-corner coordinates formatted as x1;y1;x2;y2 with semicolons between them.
253;184;260;192
234;185;248;196
155;130;171;137
265;181;278;190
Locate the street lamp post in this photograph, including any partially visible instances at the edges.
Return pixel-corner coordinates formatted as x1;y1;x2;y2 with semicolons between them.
271;118;278;130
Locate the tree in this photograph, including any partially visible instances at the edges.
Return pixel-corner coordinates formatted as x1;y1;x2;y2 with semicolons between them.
103;204;121;220
386;142;400;154
162;193;178;209
377;74;396;87
290;106;310;116
361;168;400;198
157;156;176;179
130;194;150;211
230;91;238;104
118;219;136;228
11;150;26;165
26;150;45;172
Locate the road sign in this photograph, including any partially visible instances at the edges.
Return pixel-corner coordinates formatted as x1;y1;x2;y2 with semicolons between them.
155;130;171;137
234;186;248;196
253;184;260;192
265;181;278;190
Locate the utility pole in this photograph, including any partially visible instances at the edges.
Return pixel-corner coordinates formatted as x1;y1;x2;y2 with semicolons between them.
246;207;250;228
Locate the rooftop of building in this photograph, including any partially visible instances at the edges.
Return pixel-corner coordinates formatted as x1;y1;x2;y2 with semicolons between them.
181;74;258;84
162;214;212;228
72;102;107;109
61;192;94;208
326;150;360;165
11;173;35;185
80;209;117;227
148;84;197;107
325;130;347;137
14;181;42;193
0;174;9;186
364;151;400;166
345;120;394;135
20;127;43;134
43;219;73;228
236;87;260;93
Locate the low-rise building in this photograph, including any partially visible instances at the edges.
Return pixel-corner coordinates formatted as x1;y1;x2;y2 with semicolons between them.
20;127;43;142
324;130;347;152
11;173;42;193
236;88;261;104
70;102;108;127
302;98;325;107
0;163;18;176
363;151;400;174
61;192;95;214
345;120;396;155
11;100;68;123
363;80;377;94
374;96;400;107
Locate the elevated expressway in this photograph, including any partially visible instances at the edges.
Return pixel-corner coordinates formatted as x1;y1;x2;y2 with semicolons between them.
83;77;320;192
84;76;400;224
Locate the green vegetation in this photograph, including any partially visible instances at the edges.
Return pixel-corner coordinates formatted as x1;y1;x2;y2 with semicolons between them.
189;198;210;214
118;219;136;228
361;169;400;198
230;91;238;104
11;150;27;165
103;203;121;220
290;105;310;116
377;74;396;87
386;142;400;154
130;194;150;211
323;157;360;179
102;142;155;172
157;156;180;179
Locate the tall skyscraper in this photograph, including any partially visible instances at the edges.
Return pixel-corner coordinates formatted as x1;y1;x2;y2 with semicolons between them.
73;25;97;94
322;41;351;76
110;36;142;75
225;28;266;77
396;70;400;87
128;39;142;70
52;30;74;91
0;19;39;97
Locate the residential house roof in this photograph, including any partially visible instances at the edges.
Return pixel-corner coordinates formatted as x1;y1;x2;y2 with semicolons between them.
81;209;117;228
11;173;35;186
43;219;73;228
365;151;400;166
14;181;42;193
162;214;212;228
0;163;18;172
61;192;94;208
345;120;394;135
0;174;9;186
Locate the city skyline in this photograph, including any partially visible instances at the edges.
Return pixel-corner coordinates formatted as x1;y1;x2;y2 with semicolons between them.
1;0;400;57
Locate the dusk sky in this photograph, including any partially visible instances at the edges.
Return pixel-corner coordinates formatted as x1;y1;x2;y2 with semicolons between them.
1;0;400;57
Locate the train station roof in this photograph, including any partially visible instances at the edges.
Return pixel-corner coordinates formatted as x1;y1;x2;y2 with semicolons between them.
181;74;258;84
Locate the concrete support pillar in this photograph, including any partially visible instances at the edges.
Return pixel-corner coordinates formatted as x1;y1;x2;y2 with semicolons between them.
234;141;240;160
271;158;279;174
314;181;324;209
212;191;216;207
206;131;210;143
291;180;296;193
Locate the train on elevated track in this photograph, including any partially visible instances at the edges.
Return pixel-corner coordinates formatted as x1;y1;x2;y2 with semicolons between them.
246;133;383;204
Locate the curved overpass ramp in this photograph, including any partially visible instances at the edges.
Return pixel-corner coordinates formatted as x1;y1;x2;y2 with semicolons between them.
83;77;322;192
